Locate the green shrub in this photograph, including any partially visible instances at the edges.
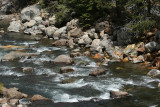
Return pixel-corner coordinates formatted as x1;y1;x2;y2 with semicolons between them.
127;19;156;33
0;83;3;92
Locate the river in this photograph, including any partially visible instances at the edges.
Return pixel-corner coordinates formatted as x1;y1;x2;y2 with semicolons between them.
0;24;160;107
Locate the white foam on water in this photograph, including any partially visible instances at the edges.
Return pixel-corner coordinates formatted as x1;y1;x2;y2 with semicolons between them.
52;74;64;82
99;92;110;99
0;70;24;76
19;41;38;46
86;62;99;67
0;66;24;76
35;68;57;75
57;79;88;88
149;105;158;107
10;83;19;85
36;47;51;53
54;93;79;102
52;91;95;103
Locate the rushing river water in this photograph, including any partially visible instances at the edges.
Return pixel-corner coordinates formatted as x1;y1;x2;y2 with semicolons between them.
0;32;160;107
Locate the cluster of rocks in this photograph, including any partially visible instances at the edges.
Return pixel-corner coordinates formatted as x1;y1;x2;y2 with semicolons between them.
7;4;114;55
0;86;51;107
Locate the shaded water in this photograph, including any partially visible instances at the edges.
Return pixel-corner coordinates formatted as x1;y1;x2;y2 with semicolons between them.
0;33;160;107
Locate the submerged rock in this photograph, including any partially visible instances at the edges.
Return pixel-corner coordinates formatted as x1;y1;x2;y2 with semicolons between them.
61;78;76;84
1;51;39;62
70;52;82;57
147;69;160;77
89;68;106;76
52;55;73;65
110;91;129;98
60;66;74;74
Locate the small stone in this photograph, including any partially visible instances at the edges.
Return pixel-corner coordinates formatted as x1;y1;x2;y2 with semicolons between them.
89;68;106;76
158;83;160;88
2;103;11;107
147;69;160;77
110;91;129;98
123;57;129;62
23;67;34;73
70;52;82;57
9;99;19;106
31;95;50;102
60;67;74;74
83;51;91;56
52;55;73;65
132;55;144;64
0;98;7;105
61;78;76;84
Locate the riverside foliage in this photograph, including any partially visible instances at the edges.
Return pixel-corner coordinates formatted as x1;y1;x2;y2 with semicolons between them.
30;0;160;32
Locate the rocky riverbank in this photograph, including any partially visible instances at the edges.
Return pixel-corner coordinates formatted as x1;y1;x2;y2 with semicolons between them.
6;4;160;77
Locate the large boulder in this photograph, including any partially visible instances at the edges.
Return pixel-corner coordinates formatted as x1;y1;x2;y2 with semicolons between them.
68;28;83;38
31;95;51;102
145;41;157;53
147;69;160;77
52;39;67;46
95;21;111;33
23;20;36;28
115;27;136;46
45;26;57;38
90;39;101;51
34;16;43;24
110;91;129;98
66;19;79;31
1;51;39;62
82;35;92;45
123;44;138;58
0;0;13;14
52;55;73;65
8;20;21;32
89;68;106;76
21;5;41;22
24;27;42;35
1;87;27;99
53;26;67;39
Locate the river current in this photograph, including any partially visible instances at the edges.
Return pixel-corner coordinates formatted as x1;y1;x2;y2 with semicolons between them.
0;31;160;107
